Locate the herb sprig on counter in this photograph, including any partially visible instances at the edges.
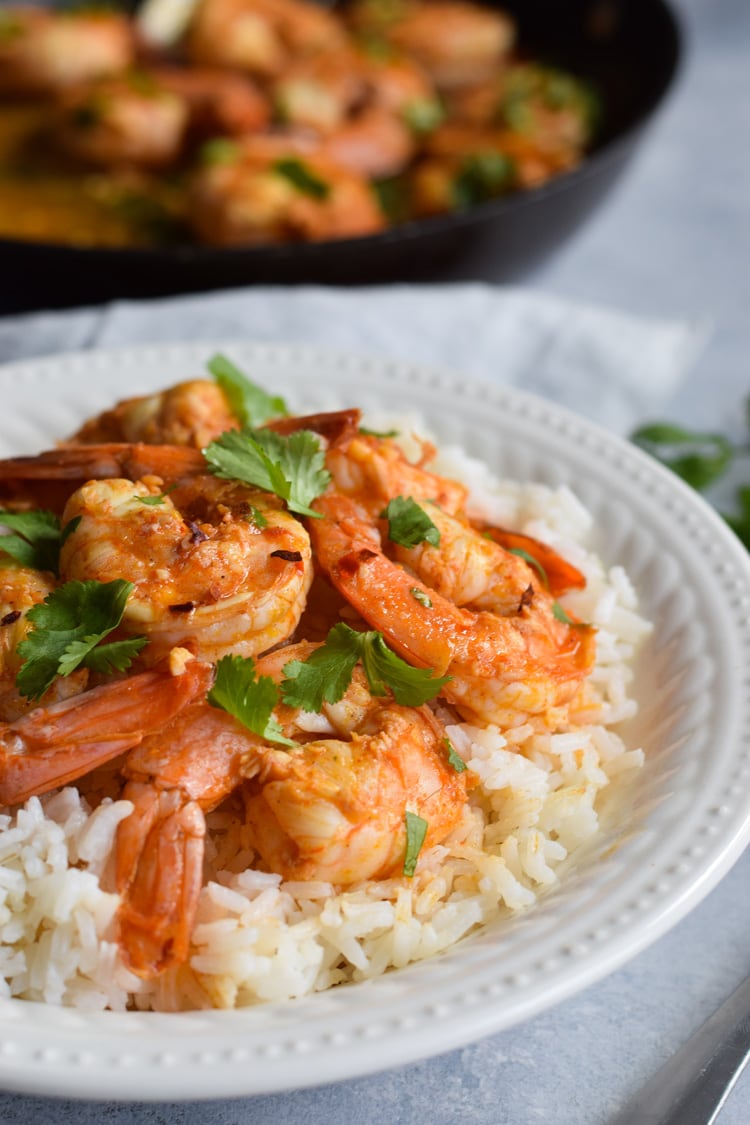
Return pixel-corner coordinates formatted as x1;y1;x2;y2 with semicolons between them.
631;412;750;548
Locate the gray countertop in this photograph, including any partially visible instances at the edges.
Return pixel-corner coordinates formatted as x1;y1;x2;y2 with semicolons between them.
1;0;749;1121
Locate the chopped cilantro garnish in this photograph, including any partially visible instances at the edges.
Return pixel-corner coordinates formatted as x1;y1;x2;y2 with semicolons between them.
380;496;441;549
135;485;177;507
207;353;288;427
452;152;515;210
15;579;147;701
443;736;467;772
280;622;451;712
552;601;589;628
203;428;330;519
410;587;432;608
403;811;428;876
402;98;444;135
508;547;549;588
199;138;240;166
359;426;400;439
273;158;330;200
0;510;80;576
208;654;296;748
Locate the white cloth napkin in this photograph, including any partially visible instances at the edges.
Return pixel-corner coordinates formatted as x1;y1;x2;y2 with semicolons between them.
0;284;709;434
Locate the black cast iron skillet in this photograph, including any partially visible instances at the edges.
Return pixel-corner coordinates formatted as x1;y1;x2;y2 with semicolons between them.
0;0;681;311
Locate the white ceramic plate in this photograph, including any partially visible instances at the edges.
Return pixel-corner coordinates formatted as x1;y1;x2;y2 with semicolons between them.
1;342;749;1102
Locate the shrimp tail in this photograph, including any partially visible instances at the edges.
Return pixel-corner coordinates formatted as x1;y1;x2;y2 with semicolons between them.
0;659;213;806
476;525;587;595
0;443;206;484
116;782;206;978
265;408;361;447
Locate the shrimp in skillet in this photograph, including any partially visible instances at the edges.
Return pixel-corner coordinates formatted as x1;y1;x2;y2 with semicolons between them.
59;473;313;665
188;136;385;246
310;492;595;728
115;643;469;977
0;6;134;98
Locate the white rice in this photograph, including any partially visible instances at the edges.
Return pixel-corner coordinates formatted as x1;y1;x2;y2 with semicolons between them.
0;424;652;1011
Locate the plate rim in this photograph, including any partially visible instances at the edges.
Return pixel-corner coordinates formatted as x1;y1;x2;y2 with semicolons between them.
0;340;749;1102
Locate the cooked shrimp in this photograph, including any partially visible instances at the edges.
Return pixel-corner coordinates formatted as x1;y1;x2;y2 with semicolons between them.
0;657;213;807
320;106;416;179
0;409;361;514
55;75;190;171
326;430;587;595
349;0;515;90
186;0;347;80
0;7;134;98
310;492;595;727
327;430;469;516
71;379;240;447
115;643;469;976
59;475;313;665
189;138;385;245
152;67;270;140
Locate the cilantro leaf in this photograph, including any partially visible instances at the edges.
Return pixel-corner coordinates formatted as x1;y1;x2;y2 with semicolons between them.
552;601;590;629
204;428;330;518
359;426;399;439
208;654;296;748
0;510;79;576
208;353;288;427
380;496;441;549
508;546;549;588
402;97;444;135
273;158;330;200
403;811;428;877
280;622;451;711
15;578;146;701
58;635;148;677
722;484;750;549
631;423;734;491
443;736;467;772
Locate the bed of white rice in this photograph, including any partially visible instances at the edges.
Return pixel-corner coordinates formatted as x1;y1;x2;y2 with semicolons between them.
0;428;652;1012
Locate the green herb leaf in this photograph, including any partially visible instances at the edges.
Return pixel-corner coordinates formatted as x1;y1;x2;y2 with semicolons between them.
135;485;177;507
452;152;515;210
273;158;330;200
443;736;467;772
208;654;296;748
15;579;146;701
403;810;428;876
508;546;549;588
410;586;432;608
0;511;80;576
381;496;441;549
208;353;288;427
65;635;148;676
723;484;750;550
359;426;400;439
281;624;362;712
204;428;330;518
631;423;734;491
199;137;240;166
280;622;451;711
402;97;444;135
551;600;590;629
